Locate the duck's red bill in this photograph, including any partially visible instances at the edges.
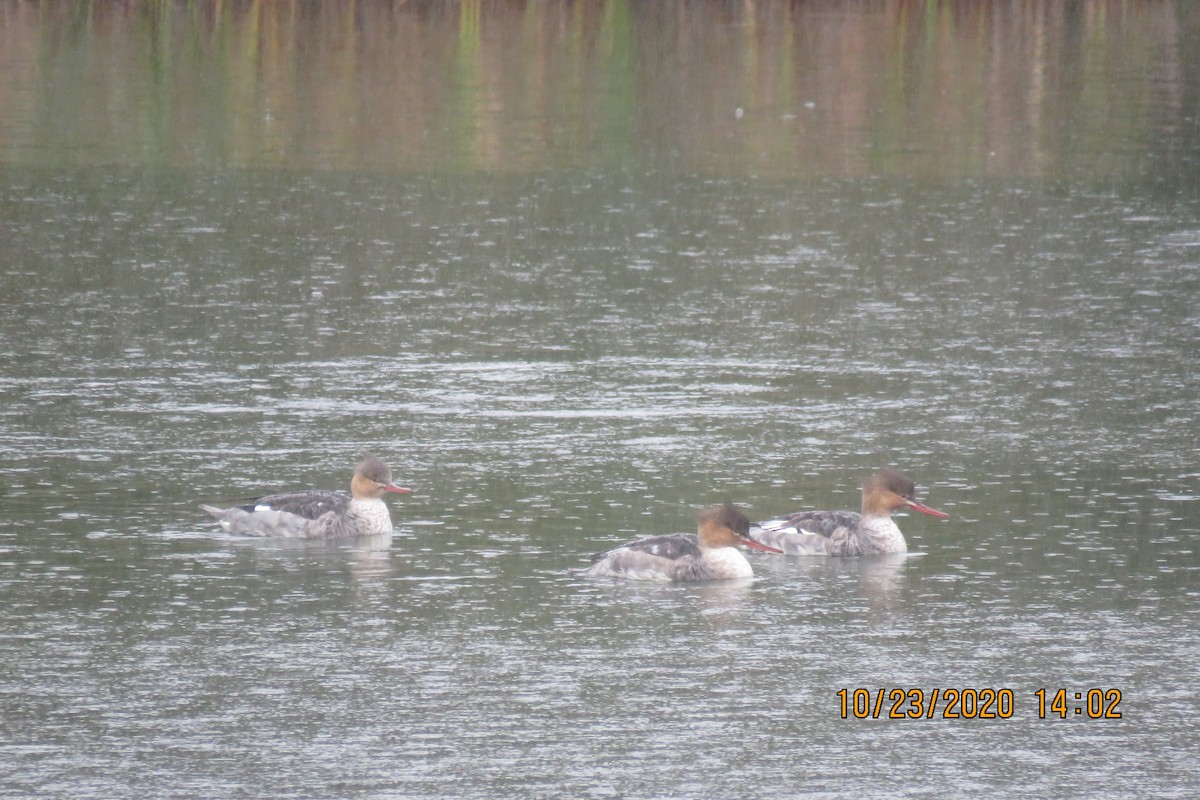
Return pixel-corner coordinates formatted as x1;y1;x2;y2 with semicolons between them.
385;484;414;494
907;500;949;519
740;536;784;554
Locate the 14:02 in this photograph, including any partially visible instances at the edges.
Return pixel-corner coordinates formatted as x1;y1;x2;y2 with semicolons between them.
1035;688;1123;718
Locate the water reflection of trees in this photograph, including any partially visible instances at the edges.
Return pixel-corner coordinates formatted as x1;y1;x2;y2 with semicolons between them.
0;0;1189;177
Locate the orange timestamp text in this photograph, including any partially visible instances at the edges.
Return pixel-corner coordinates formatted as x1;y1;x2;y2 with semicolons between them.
836;688;1123;720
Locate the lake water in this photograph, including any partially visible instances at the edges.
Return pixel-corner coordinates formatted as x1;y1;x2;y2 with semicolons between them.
2;2;1199;797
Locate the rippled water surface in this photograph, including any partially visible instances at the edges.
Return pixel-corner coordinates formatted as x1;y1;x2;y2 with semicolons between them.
3;2;1200;798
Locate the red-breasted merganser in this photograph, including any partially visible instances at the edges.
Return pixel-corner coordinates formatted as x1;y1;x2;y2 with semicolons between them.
201;455;412;539
750;468;948;556
573;502;783;582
